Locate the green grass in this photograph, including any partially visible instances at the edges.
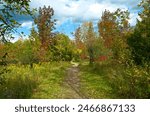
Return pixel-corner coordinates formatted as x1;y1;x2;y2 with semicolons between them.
0;61;73;99
0;64;39;98
30;62;66;98
31;61;77;99
1;60;149;99
79;61;117;99
79;61;150;99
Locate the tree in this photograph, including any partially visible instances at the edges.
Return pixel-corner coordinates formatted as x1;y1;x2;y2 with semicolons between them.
98;10;117;48
50;33;75;61
76;22;96;64
29;25;39;42
0;0;35;42
35;5;56;49
127;0;150;65
98;9;131;64
28;26;41;65
86;22;95;64
74;27;86;59
75;27;82;49
98;9;130;47
112;9;130;64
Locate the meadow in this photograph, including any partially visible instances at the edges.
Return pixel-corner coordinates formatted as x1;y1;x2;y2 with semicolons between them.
0;60;149;99
0;62;71;98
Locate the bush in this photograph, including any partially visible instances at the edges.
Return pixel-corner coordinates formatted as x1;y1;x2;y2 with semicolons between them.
110;64;150;98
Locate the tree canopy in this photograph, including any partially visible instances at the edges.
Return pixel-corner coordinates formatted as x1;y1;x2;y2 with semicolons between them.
0;0;35;42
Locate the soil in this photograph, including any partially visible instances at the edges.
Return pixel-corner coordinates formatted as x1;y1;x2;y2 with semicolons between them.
64;64;87;99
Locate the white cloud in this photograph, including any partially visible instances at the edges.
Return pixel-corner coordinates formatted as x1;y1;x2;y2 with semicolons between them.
30;0;137;23
28;0;141;31
129;13;137;26
21;21;33;29
129;12;142;26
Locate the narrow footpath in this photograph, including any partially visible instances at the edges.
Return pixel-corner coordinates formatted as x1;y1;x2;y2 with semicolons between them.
64;63;87;99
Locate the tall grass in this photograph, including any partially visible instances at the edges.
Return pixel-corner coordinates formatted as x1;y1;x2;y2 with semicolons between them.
79;61;150;99
0;64;39;99
79;61;115;98
0;61;71;99
31;61;71;99
109;64;150;98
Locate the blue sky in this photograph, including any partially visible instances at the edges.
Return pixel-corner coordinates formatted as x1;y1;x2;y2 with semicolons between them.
13;0;141;41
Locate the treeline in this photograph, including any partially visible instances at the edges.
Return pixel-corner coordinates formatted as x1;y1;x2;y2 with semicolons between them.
0;1;149;66
0;31;77;66
74;7;149;66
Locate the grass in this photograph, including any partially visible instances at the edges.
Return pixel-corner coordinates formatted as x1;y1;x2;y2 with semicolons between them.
0;64;39;98
31;61;76;99
79;61;117;99
0;60;117;99
79;60;150;99
1;60;149;99
0;61;73;99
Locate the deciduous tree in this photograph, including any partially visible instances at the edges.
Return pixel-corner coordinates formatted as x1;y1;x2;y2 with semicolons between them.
35;6;56;49
0;0;35;42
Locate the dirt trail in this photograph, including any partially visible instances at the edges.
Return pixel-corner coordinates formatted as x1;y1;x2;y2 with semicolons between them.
64;64;87;99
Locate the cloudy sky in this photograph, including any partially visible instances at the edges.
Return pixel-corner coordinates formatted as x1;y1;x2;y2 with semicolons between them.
15;0;141;39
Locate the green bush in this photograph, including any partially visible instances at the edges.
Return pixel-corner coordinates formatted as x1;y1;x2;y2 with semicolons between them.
110;64;150;98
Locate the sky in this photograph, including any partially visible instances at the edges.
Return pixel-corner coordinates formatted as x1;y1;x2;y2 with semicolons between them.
13;0;141;40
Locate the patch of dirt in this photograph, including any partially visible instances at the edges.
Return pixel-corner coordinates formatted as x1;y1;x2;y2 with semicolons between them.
63;65;87;99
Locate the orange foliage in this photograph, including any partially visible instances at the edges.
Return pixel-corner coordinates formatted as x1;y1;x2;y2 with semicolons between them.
94;55;108;62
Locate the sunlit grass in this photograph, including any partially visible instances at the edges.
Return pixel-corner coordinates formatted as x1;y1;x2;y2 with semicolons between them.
30;61;72;98
79;61;150;99
1;60;149;99
79;61;116;99
0;62;71;99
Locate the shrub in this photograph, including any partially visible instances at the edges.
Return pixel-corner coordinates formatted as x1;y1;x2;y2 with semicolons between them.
110;64;150;98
